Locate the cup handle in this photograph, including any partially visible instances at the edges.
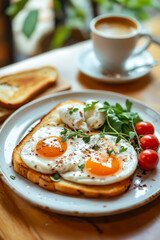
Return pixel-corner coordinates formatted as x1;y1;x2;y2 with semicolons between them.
132;33;152;56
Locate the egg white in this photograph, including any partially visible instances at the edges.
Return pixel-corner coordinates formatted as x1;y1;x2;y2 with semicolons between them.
21;125;138;185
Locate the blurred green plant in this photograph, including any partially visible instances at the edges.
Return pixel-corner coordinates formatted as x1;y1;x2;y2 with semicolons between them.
6;0;160;49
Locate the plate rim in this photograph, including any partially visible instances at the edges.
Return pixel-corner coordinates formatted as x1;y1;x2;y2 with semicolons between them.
77;48;153;83
0;89;160;217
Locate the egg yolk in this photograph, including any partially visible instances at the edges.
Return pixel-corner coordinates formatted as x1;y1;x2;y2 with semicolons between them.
35;136;67;158
85;154;120;176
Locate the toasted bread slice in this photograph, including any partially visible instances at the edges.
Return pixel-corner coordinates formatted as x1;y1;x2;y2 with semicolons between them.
0;106;14;122
12;100;133;198
0;66;58;109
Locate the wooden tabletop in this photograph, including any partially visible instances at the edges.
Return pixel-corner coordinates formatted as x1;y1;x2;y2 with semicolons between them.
0;40;160;240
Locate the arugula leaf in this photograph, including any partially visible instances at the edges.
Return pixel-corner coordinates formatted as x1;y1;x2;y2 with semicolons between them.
107;111;123;132
69;108;79;115
84;101;99;112
78;164;85;170
129;131;136;141
115;103;124;112
50;173;60;182
119;146;128;153
126;99;132;112
10;175;15;180
22;10;38;38
6;0;28;19
104;101;110;106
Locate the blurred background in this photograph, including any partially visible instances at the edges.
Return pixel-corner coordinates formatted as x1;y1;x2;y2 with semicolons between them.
0;0;160;68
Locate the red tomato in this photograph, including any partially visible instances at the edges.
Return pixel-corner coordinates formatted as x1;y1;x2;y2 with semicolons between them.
135;121;154;135
138;149;159;170
140;134;159;151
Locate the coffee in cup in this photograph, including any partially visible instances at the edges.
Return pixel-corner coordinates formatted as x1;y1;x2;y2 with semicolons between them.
95;16;137;38
90;15;152;72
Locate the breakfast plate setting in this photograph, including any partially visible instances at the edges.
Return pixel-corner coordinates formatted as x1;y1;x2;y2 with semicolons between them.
77;14;157;83
0;90;160;217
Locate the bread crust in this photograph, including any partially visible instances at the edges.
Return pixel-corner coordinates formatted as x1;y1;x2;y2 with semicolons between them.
0;66;58;109
12;100;133;198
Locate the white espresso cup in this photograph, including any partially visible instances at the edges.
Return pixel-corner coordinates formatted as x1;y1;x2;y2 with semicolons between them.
90;14;152;72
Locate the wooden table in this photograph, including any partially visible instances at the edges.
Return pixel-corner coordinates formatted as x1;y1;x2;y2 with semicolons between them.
0;40;160;240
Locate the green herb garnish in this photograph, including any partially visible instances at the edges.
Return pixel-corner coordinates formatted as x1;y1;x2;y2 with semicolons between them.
126;99;132;112
82;136;91;143
116;135;121;143
61;98;143;153
69;108;79;115
84;101;99;112
119;146;128;153
61;136;67;142
10;175;15;180
92;144;100;150
98;99;142;152
78;164;85;170
50;173;60;182
61;128;91;143
106;149;114;156
106;149;118;156
129;131;136;141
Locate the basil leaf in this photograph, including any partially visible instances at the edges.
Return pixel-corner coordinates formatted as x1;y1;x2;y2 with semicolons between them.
22;10;38;38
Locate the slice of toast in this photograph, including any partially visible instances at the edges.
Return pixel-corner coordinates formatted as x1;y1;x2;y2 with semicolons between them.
0;106;14;122
12;100;133;198
0;66;58;109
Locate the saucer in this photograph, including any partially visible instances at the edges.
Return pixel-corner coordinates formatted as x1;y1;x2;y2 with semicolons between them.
77;48;155;83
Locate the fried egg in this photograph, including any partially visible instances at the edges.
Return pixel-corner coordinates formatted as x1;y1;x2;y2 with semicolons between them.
21;125;137;185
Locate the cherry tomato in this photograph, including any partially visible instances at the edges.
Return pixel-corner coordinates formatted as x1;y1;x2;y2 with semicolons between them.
140;134;159;151
135;121;154;135
138;149;159;170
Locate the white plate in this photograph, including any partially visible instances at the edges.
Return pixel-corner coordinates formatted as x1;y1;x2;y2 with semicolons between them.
77;48;154;83
0;90;160;217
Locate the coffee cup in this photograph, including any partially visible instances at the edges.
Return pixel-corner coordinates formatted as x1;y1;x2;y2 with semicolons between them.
90;14;152;72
